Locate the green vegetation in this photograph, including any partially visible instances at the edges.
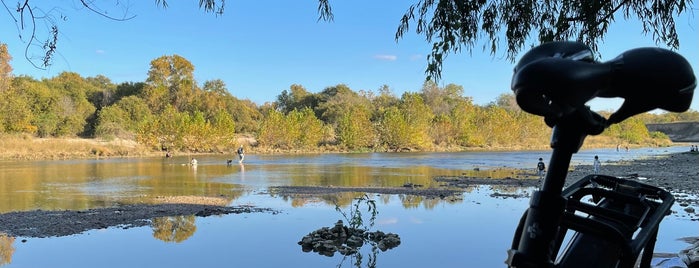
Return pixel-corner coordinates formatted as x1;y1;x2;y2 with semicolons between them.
0;43;695;158
334;194;378;232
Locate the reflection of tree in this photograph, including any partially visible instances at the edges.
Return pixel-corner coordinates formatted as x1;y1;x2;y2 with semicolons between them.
491;185;520;194
151;215;197;243
0;233;15;265
399;195;423;209
337;241;379;268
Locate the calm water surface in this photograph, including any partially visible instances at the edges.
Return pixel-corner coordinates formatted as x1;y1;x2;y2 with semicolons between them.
0;146;695;267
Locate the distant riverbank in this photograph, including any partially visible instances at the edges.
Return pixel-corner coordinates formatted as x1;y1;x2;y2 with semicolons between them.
0;134;676;161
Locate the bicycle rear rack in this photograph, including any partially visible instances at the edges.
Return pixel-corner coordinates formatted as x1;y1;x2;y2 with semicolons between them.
554;175;675;267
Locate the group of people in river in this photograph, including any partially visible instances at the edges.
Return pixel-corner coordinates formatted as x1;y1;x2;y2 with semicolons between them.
164;145;246;166
536;154;602;178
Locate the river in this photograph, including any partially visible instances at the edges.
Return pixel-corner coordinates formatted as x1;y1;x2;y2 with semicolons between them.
0;146;694;267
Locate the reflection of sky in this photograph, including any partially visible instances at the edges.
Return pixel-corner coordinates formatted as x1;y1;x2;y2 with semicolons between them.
2;146;695;267
9;187;695;268
10;187;536;267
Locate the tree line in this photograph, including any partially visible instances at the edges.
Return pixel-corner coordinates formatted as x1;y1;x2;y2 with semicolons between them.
1;44;697;153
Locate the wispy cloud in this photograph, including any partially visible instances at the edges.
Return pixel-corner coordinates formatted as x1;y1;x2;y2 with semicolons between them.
95;49;105;55
374;54;397;61
409;54;423;61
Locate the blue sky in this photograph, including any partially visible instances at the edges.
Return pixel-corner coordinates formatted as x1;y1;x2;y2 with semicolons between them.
4;1;698;112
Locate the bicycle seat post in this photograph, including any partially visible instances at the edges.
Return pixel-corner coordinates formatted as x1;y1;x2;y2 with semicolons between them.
507;113;590;268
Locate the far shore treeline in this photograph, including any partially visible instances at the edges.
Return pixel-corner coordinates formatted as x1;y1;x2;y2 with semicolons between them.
1;44;697;157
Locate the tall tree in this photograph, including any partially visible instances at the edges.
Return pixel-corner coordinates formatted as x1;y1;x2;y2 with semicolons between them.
43;72;99;136
143;55;197;113
0;43;12;92
276;84;313;114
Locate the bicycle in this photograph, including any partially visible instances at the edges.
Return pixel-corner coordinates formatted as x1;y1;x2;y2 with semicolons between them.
504;41;696;268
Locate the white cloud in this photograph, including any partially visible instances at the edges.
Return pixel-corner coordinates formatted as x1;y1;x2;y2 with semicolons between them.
409;54;423;61
378;217;398;225
95;49;105;54
374;54;397;61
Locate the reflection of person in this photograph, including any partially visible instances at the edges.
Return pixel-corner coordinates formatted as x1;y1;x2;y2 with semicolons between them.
536;158;546;178
593;155;601;174
236;145;245;163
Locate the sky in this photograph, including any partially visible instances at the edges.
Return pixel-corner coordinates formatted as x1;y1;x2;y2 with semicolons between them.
3;1;699;113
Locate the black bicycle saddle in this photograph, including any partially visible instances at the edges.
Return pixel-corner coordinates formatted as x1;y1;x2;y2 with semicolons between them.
511;41;696;126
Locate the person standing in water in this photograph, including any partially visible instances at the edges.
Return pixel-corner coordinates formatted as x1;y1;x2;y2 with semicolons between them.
236;145;245;164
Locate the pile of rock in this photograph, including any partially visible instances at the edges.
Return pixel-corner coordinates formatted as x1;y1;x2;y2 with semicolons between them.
298;220;401;257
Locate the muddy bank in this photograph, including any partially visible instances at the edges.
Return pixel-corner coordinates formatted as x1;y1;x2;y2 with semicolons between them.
0;204;277;238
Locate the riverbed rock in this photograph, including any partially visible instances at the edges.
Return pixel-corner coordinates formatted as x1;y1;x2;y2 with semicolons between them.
298;220;401;256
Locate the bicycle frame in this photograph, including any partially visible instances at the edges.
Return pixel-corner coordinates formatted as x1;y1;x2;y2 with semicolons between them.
505;110;675;268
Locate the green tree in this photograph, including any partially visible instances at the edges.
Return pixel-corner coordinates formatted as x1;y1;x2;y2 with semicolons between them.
421;81;465;116
0;87;33;133
43;72;98;136
95;105;130;139
617;117;651;144
209;110;236;151
96;96;152;139
377;106;410;151
258;109;292;148
337;105;375;149
142;55;197;113
12;76;61;137
450;98;482;147
113;82;145;105
315;84;373;127
0;43;11;92
200;79;261;133
494;93;519;112
290;107;324;148
276;84;314;114
377;92;434;150
430;113;455;146
399;92;433;149
369;85;399;121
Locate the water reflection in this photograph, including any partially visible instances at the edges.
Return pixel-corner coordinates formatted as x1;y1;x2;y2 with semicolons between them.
0;234;14;266
0;148;692;267
299;196;401;268
152;215;196;243
0;157;245;213
1;148;688;214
